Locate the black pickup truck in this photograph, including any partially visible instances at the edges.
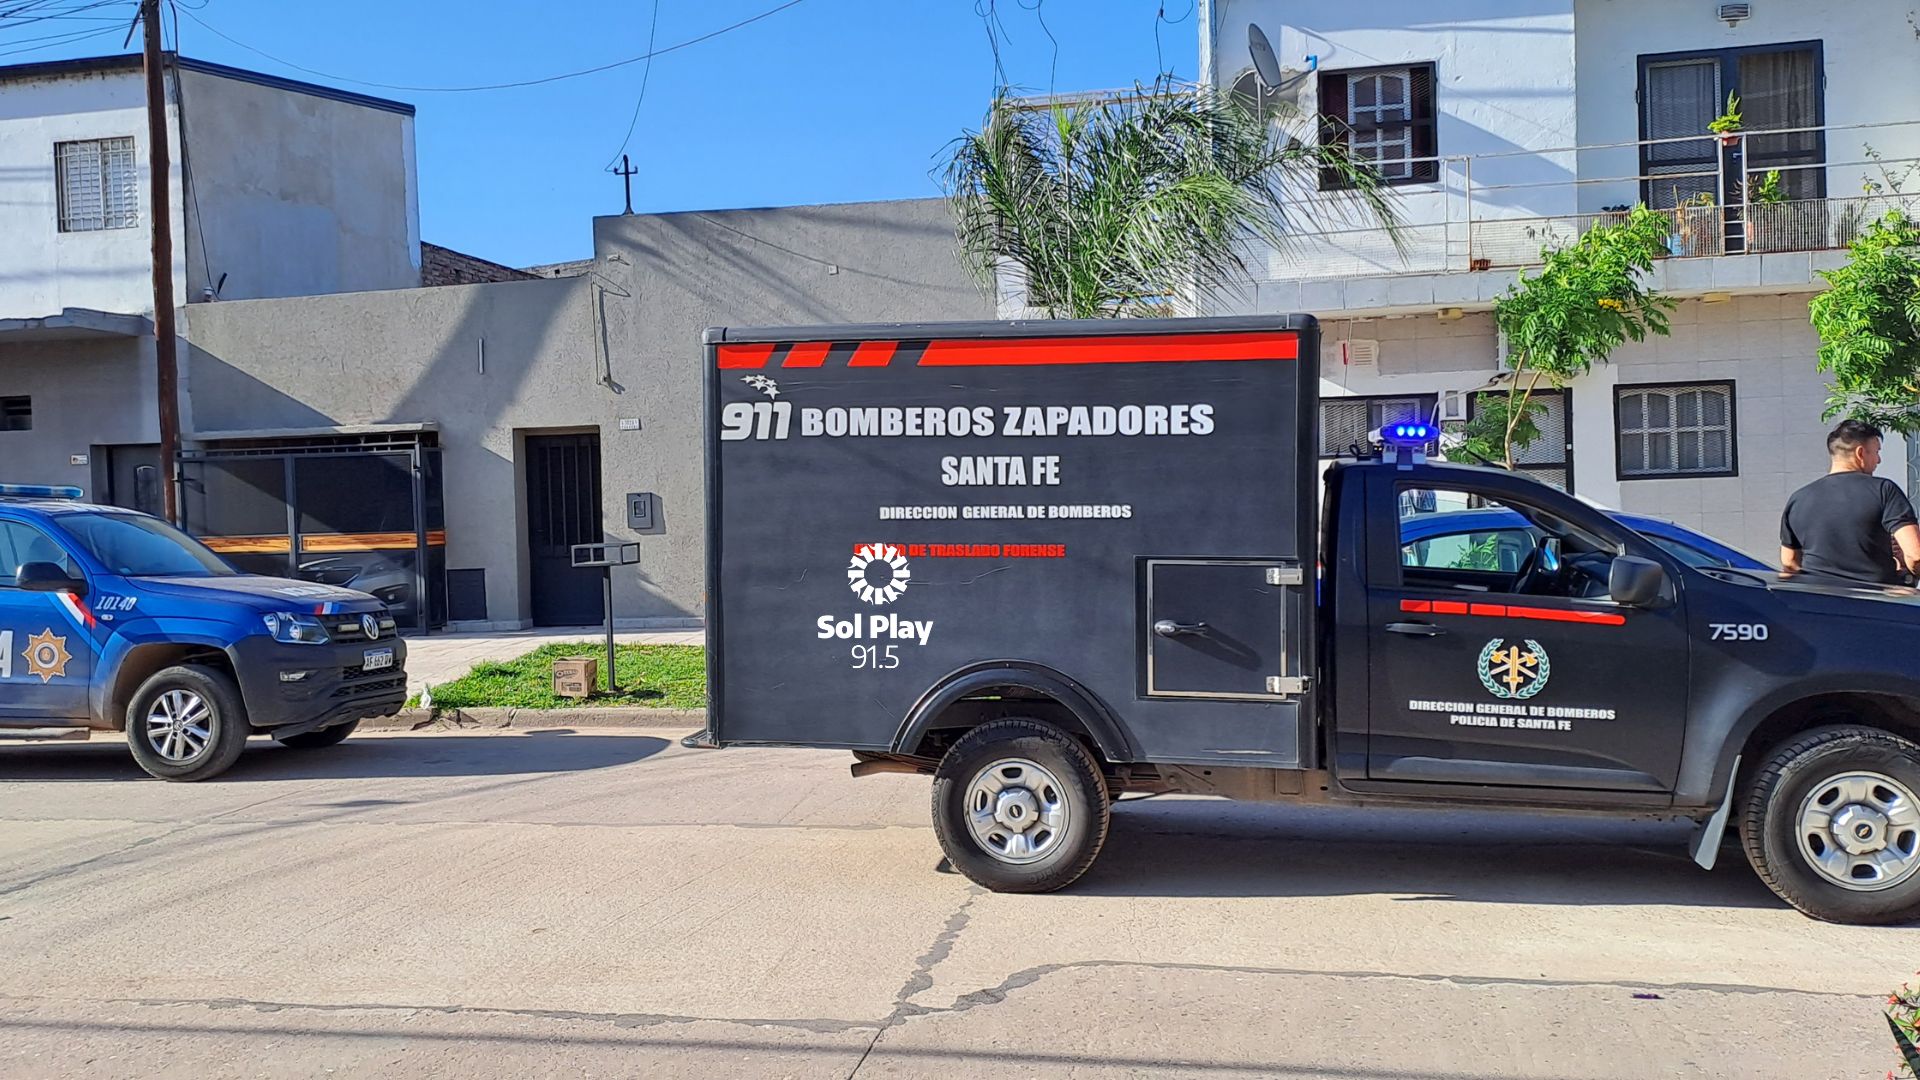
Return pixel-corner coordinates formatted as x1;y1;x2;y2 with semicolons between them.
697;314;1920;925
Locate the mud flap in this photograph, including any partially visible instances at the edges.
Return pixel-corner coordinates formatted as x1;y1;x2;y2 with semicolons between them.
1687;754;1739;871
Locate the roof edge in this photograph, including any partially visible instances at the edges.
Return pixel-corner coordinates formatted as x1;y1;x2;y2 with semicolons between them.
0;52;415;116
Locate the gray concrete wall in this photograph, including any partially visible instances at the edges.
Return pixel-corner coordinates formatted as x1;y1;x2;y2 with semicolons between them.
0;335;158;495
182;197;989;628
177;67;419;304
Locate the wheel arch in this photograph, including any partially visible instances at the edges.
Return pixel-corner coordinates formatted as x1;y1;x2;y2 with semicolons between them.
97;638;237;731
1700;684;1920;805
893;661;1137;764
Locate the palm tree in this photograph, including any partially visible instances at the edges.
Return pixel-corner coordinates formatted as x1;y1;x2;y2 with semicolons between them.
942;77;1402;319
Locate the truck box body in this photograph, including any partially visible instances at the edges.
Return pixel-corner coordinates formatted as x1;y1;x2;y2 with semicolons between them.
705;316;1320;766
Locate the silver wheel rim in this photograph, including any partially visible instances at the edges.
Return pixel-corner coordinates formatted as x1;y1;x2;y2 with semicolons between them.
1795;770;1920;891
145;689;214;764
964;757;1070;865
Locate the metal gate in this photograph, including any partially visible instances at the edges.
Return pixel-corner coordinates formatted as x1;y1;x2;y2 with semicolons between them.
524;432;604;627
179;432;446;632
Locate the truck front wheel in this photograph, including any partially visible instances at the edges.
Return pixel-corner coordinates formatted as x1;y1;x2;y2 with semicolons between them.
125;665;251;782
1740;725;1920;925
931;718;1110;893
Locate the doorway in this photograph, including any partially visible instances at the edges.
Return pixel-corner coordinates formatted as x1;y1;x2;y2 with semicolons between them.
95;444;162;516
524;432;604;626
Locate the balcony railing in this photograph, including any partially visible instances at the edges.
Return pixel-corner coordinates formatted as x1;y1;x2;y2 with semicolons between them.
1263;118;1920;282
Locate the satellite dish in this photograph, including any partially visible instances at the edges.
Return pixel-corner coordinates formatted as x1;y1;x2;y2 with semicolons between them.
1248;22;1283;89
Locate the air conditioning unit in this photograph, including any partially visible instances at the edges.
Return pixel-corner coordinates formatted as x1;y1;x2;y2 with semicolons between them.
1341;339;1379;371
1437;389;1470;423
1718;2;1751;24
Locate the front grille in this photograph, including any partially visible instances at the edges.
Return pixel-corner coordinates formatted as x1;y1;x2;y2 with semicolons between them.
327;610;398;643
332;673;405;699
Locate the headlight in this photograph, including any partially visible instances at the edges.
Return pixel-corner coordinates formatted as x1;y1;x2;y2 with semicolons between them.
262;611;330;645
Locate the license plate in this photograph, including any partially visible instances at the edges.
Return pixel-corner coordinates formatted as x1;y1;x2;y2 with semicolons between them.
363;648;394;671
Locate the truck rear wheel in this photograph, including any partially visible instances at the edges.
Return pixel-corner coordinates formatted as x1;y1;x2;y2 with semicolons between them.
1740;725;1920;925
125;665;251;782
931;718;1110;893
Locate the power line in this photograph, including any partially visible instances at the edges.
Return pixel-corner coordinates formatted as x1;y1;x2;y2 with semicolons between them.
0;21;119;55
0;0;128;32
174;0;813;95
603;0;660;171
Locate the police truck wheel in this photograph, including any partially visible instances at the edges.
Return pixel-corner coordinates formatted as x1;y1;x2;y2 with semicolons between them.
125;665;251;782
931;719;1110;893
277;719;359;749
1740;726;1920;925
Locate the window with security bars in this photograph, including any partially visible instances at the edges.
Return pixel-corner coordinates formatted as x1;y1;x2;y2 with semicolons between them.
56;137;138;232
1455;390;1575;492
0;397;28;432
1616;382;1737;479
1321;395;1436;457
1638;44;1824;210
1319;63;1438;188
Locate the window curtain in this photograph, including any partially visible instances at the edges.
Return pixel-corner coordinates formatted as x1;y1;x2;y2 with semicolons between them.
1740;48;1822;200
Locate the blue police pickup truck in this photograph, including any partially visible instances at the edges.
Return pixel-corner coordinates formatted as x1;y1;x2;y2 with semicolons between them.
0;484;406;781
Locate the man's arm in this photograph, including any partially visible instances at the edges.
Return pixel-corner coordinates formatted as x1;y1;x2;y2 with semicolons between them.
1780;498;1802;575
1895;524;1920;577
1880;481;1920;576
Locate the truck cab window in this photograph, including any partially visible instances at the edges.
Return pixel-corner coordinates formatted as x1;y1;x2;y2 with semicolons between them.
0;520;79;586
1398;487;1614;599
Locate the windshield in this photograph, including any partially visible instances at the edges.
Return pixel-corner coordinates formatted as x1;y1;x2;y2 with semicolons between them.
58;513;237;577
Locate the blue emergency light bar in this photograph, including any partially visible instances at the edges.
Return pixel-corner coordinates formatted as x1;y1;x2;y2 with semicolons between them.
1383;423;1435;444
0;483;83;499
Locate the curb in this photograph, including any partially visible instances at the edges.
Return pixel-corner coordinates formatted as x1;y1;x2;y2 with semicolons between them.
365;707;706;732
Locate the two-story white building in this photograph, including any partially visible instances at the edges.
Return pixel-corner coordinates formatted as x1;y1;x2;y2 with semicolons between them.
0;53;421;509
1202;0;1920;559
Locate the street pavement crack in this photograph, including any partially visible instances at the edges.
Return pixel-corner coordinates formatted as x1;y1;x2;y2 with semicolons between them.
846;885;982;1078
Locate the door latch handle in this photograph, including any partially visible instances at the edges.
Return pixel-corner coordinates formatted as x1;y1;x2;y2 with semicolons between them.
1384;621;1446;637
1153;619;1209;637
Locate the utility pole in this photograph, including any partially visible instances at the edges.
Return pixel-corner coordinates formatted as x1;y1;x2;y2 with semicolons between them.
140;0;181;522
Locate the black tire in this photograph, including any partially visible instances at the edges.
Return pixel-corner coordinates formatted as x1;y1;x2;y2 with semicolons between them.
1739;725;1920;925
125;664;251;782
931;718;1110;893
276;718;359;749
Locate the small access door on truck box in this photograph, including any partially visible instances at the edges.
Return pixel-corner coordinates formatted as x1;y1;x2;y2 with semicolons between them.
705;317;1320;769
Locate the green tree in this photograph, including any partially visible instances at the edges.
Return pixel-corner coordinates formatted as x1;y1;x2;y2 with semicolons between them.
1480;205;1676;467
941;78;1401;318
1808;209;1920;433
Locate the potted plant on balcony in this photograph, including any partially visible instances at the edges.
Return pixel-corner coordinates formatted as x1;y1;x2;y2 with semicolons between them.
1709;92;1743;147
1669;189;1719;257
1744;169;1786;251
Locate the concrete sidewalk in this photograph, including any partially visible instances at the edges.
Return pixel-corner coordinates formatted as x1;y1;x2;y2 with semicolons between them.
404;627;703;696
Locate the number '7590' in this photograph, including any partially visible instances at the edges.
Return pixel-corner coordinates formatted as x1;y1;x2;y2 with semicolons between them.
1709;622;1769;641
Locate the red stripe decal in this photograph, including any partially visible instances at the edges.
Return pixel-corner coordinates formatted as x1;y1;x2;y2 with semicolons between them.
717;343;777;369
917;331;1298;367
1505;605;1628;626
781;342;831;368
1404;596;1626;627
848;341;898;367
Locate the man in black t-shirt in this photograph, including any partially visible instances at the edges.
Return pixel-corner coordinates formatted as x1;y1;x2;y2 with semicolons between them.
1780;419;1920;585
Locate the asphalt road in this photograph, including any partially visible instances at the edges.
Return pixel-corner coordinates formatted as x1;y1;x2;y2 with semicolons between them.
0;727;1913;1079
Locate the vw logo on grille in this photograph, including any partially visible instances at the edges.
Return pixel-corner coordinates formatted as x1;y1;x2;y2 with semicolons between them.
361;614;381;640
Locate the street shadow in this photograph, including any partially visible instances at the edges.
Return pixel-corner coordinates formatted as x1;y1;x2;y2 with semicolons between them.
1077;797;1782;910
0;731;669;783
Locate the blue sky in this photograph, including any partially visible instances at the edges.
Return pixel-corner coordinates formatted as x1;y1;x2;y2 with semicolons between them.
2;1;1197;267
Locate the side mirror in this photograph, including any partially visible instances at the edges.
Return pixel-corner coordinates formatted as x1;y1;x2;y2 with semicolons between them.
16;561;87;598
1540;537;1562;574
1609;555;1668;607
